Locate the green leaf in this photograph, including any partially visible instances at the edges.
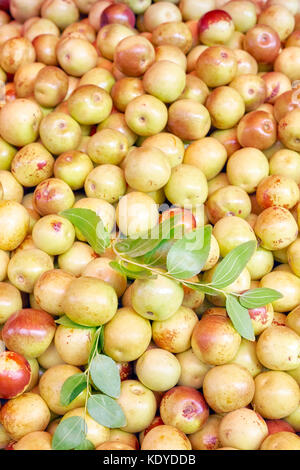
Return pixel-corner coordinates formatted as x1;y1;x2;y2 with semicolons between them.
109;260;155;280
240;288;283;309
212;241;257;288
61;208;110;255
226;294;255;341
90;354;121;398
74;439;95;450
87;394;126;429
166;226;212;279
114;214;182;258
88;327;102;365
137;239;174;267
52;416;86;450
55;315;95;330
60;373;87;407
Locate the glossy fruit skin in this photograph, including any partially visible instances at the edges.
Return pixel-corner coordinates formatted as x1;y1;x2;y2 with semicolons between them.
207;185;251;224
39;112;82;156
244;24;280;64
136;348;181;392
188;415;222;450
253;371;300;419
274;47;300;83
85;164;126;204
203;364;255;414
0;282;23;325
191;315;241;366
131;274;184;321
54;150;93;190
0;201;30;251
196;46;237;88
218;408;268;450
11;143;54;188
152;306;198;354
269;149;300;186
54;325;95;366
256;175;300;210
56;36;98;77
33;269;74;316
111;77;144;113
266;420;296;435
260;271;300;313
248;303;274;335
32;214;75;256
256;326;300;371
142;132;184;169
39;364;87;415
32;34;59;66
286;305;300;336
169;97;212;139
205;86;245;130
125;94;168;137
37;341;65;370
0;99;42;147
87;129;128;166
164;164;208;208
258;4;295;42
101;3;135;28
104;307;151;362
198;10;235;46
96;23;136;61
160;386;209;435
151;21;193;54
33;178;75;216
141;424;192;450
260;432;300;450
13;431;52;451
254;206;298;251
63;276;118;327
278;109;300;152
0;351;31;399
183;137;227;181
82;257;127;297
2;308;56;358
213;216;257;257
68;85;113;126
114;35;155;77
34;65;68;108
125;146;171;192
7;248;54;293
237;110;277;150
143;60;186;103
0;392;50;441
117;380;157;433
143;2;181;31
227;147;269;193
230;338;262;378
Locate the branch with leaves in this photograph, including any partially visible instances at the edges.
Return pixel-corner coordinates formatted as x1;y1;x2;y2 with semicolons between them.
51;207;282;450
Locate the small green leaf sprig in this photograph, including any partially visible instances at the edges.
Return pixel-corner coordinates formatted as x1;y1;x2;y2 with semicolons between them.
51;207;282;450
52;323;126;450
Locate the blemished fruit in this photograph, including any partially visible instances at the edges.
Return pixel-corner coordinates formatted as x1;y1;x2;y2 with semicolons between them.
1;0;300;452
159;386;209;434
0;392;51;441
117;380;157;433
